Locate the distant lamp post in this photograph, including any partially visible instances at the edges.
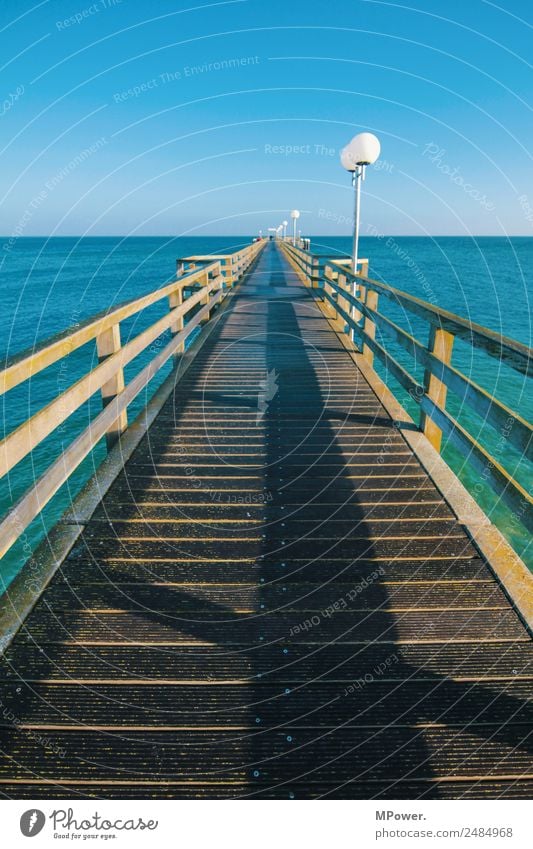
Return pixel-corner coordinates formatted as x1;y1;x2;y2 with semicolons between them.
290;209;300;245
340;132;380;274
282;220;288;241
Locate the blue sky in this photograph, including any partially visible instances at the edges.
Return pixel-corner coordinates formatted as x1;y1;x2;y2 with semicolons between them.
0;0;532;236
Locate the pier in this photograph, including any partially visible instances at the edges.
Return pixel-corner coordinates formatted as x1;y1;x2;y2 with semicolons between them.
0;239;532;799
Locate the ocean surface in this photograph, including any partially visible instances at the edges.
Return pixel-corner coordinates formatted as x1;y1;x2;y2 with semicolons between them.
1;235;531;586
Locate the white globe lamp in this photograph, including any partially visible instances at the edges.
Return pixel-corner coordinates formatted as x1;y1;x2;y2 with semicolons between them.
344;132;381;168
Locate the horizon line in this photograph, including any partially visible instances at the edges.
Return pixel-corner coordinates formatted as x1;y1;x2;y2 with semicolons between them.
2;233;532;239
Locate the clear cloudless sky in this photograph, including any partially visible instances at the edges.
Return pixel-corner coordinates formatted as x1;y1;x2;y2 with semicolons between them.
0;0;532;236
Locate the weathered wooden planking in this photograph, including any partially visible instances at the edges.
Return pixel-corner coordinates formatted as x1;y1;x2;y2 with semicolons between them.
55;557;493;584
1;242;532;801
1;780;531;800
0;680;531;727
1;727;532;782
3;641;531;682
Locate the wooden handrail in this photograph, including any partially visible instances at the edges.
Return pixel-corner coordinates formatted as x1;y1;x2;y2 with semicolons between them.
283;241;530;374
0;239;265;561
323;284;532;526
281;240;532;534
325;279;532;458
0;278;219;478
1;243;263;397
1;263;215;397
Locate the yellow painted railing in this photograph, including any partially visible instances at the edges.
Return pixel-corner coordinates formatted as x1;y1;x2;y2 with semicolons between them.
281;240;532;534
0;239;265;561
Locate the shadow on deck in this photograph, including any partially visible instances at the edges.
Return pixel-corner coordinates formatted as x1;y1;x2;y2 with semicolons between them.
0;244;532;799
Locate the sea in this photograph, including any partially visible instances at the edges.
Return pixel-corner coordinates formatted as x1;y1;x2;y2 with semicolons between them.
1;235;531;586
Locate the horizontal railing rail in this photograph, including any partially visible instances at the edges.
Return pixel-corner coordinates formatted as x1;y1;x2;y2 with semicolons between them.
281;240;532;535
0;239;264;562
282;242;362;286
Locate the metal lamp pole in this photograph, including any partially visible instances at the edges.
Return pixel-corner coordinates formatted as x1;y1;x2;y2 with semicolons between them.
340;132;381;340
351;165;364;274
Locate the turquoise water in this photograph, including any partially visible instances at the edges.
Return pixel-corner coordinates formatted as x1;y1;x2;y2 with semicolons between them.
0;236;531;586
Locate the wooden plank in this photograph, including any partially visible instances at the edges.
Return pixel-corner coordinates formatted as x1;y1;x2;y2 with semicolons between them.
1;727;531;782
3;640;530;682
0;780;531;800
43;577;510;612
20;607;525;644
0;679;530;727
51;556;493;584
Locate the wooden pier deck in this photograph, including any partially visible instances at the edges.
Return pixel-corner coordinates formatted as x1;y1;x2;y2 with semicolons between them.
0;242;532;799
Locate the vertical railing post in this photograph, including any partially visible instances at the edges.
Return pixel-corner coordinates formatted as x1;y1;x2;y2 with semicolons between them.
337;272;351;337
96;323;128;449
168;282;185;361
311;256;319;288
351;258;369;339
213;261;224;294
200;267;212;324
355;281;365;327
362;288;378;365
223;256;233;287
421;324;455;451
305;253;313;286
324;265;338;320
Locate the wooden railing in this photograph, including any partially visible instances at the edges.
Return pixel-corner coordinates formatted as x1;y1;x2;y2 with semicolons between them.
0;239;264;562
281;240;533;534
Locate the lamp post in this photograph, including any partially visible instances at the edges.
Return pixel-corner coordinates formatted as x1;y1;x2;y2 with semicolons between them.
340;132;380;340
282;220;288;241
340;132;380;274
290;209;300;245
